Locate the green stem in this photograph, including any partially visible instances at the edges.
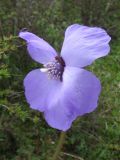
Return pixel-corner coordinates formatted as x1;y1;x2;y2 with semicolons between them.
52;131;66;160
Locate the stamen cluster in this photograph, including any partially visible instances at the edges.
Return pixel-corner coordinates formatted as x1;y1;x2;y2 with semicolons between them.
44;56;65;81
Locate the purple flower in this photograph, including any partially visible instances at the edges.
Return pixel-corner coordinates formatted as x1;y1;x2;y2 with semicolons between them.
19;24;111;131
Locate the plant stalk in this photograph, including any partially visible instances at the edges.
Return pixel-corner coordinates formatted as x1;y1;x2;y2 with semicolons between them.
52;131;66;160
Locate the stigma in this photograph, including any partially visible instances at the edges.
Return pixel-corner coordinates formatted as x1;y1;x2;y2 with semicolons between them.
40;56;65;81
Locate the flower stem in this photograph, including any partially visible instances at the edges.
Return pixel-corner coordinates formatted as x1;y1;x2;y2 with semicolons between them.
52;131;66;160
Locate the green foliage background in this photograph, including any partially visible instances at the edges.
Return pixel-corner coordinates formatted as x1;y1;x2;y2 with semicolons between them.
0;0;120;159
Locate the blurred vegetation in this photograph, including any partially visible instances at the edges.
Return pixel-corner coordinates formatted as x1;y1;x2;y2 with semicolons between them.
0;0;120;159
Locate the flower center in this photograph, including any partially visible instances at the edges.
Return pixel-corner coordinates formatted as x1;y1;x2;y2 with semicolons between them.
41;56;65;81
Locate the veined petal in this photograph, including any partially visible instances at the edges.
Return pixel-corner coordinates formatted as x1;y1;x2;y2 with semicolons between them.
24;69;62;112
61;24;111;67
44;102;75;131
19;31;57;64
62;67;101;116
44;67;101;131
